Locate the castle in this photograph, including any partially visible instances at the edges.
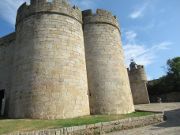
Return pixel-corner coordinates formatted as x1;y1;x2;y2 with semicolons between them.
0;0;148;119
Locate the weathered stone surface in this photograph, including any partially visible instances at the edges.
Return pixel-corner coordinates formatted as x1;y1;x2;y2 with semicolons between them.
128;62;150;105
8;0;90;119
0;1;135;119
83;9;134;115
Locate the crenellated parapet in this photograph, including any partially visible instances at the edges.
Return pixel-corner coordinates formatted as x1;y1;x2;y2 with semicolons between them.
16;0;82;26
82;9;119;30
129;65;145;71
128;62;147;82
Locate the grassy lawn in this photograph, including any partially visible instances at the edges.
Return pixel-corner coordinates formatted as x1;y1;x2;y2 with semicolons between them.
0;112;154;134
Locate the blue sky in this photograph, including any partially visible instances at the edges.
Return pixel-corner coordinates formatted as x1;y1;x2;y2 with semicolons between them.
0;0;180;80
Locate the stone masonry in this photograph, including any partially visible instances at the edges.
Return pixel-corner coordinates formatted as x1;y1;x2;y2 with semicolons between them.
83;9;134;114
128;60;150;105
0;0;135;119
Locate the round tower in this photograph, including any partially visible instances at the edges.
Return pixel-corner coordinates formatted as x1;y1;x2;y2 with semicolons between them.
128;61;150;104
129;61;147;82
136;65;148;81
83;9;134;114
9;0;90;119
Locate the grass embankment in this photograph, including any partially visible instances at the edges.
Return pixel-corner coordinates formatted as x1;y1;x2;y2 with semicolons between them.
0;112;153;134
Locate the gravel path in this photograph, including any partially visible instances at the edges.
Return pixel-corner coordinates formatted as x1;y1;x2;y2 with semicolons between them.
107;103;180;135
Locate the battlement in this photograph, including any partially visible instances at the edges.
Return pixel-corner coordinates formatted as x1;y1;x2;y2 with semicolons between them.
128;65;144;72
128;64;147;82
30;0;69;5
82;9;119;30
16;0;82;26
137;65;144;69
0;32;16;46
82;9;116;18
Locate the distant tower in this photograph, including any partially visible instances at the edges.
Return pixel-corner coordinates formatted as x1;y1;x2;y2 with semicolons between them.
8;0;90;119
128;60;150;104
83;9;134;114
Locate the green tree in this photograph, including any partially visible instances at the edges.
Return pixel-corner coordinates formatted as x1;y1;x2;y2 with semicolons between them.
166;57;180;92
148;57;180;95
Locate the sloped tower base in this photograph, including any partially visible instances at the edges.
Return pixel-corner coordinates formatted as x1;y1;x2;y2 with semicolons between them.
8;0;90;119
83;9;135;115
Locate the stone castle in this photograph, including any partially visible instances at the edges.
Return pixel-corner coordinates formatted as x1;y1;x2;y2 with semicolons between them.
0;0;149;119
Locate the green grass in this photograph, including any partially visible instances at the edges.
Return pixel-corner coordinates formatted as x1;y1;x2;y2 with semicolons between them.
0;112;154;134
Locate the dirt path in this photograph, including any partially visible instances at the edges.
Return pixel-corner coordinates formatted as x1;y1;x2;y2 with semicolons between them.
107;103;180;135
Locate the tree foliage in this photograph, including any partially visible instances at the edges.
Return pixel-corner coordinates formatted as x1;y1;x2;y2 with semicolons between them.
166;57;180;91
148;57;180;96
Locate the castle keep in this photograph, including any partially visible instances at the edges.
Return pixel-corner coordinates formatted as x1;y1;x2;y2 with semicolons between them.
0;0;134;119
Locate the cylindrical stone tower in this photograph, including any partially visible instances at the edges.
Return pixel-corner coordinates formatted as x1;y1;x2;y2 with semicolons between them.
9;0;90;119
83;9;134;114
128;61;150;104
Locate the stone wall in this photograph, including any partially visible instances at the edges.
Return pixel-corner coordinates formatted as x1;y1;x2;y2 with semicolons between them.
4;114;164;135
83;9;134;114
128;65;150;105
1;0;136;119
150;92;180;103
8;0;90;119
0;33;15;115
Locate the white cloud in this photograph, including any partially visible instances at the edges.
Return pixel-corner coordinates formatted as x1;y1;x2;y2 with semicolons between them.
0;0;29;25
123;30;172;67
155;41;172;50
129;2;149;19
124;43;155;66
125;31;137;42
